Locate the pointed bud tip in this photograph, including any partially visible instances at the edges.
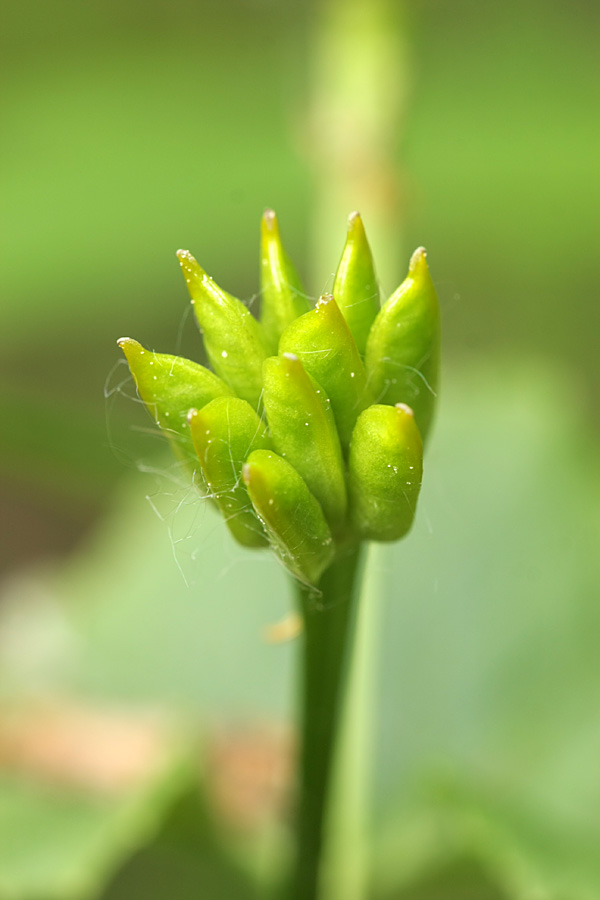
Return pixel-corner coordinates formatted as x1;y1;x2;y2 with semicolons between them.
177;248;205;275
278;352;305;377
187;408;199;425
117;337;143;358
395;402;414;417
409;247;429;277
261;208;280;238
243;453;275;495
347;210;366;240
316;293;334;309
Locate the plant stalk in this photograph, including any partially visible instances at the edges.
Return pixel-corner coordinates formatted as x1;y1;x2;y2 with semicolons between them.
289;542;365;900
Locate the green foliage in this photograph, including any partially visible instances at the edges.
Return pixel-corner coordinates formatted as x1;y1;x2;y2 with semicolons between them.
0;756;194;900
1;2;598;896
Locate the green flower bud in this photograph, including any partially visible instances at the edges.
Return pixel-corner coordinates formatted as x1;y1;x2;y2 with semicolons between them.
279;294;372;451
364;247;440;444
348;403;423;541
260;209;310;353
262;353;347;530
188;397;272;548
117;337;233;464
243;450;335;585
177;249;268;409
118;211;438;584
332;211;380;356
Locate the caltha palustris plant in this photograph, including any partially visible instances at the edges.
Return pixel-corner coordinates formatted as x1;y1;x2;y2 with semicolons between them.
117;209;440;900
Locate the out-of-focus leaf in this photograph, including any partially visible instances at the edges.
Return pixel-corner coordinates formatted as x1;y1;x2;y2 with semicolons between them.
370;358;600;898
0;474;294;716
100;789;261;900
0;745;193;900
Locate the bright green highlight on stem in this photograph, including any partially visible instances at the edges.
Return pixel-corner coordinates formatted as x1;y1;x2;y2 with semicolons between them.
348;402;423;541
188;397;272;548
243;449;335;585
177;249;268;409
262;353;347;531
333;211;380;356
260;208;310;353
365;246;440;443
279;293;372;451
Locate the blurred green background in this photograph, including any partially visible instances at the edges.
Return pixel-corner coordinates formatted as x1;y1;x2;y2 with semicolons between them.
1;0;599;898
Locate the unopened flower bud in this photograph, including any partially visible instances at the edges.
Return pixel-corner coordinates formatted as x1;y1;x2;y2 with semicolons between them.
177;249;268;409
279;293;371;451
348;403;423;541
365;247;440;444
243;450;335;585
260;209;310;352
332;211;380;356
262;353;347;530
117;337;232;465
188;397;272;548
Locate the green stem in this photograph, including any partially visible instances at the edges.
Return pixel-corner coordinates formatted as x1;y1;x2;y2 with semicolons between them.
289;542;365;900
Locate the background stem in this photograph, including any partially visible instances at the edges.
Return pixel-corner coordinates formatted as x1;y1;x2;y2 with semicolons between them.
289;543;365;900
309;0;409;292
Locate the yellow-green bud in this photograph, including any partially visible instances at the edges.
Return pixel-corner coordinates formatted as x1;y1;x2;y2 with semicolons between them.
262;353;347;530
177;249;268;409
117;337;232;465
365;247;440;444
348;403;423;541
243;450;335;585
279;294;372;452
259;209;310;353
332;211;380;356
188;397;272;548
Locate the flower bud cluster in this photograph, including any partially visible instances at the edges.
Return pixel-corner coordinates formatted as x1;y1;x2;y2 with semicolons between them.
118;211;440;585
